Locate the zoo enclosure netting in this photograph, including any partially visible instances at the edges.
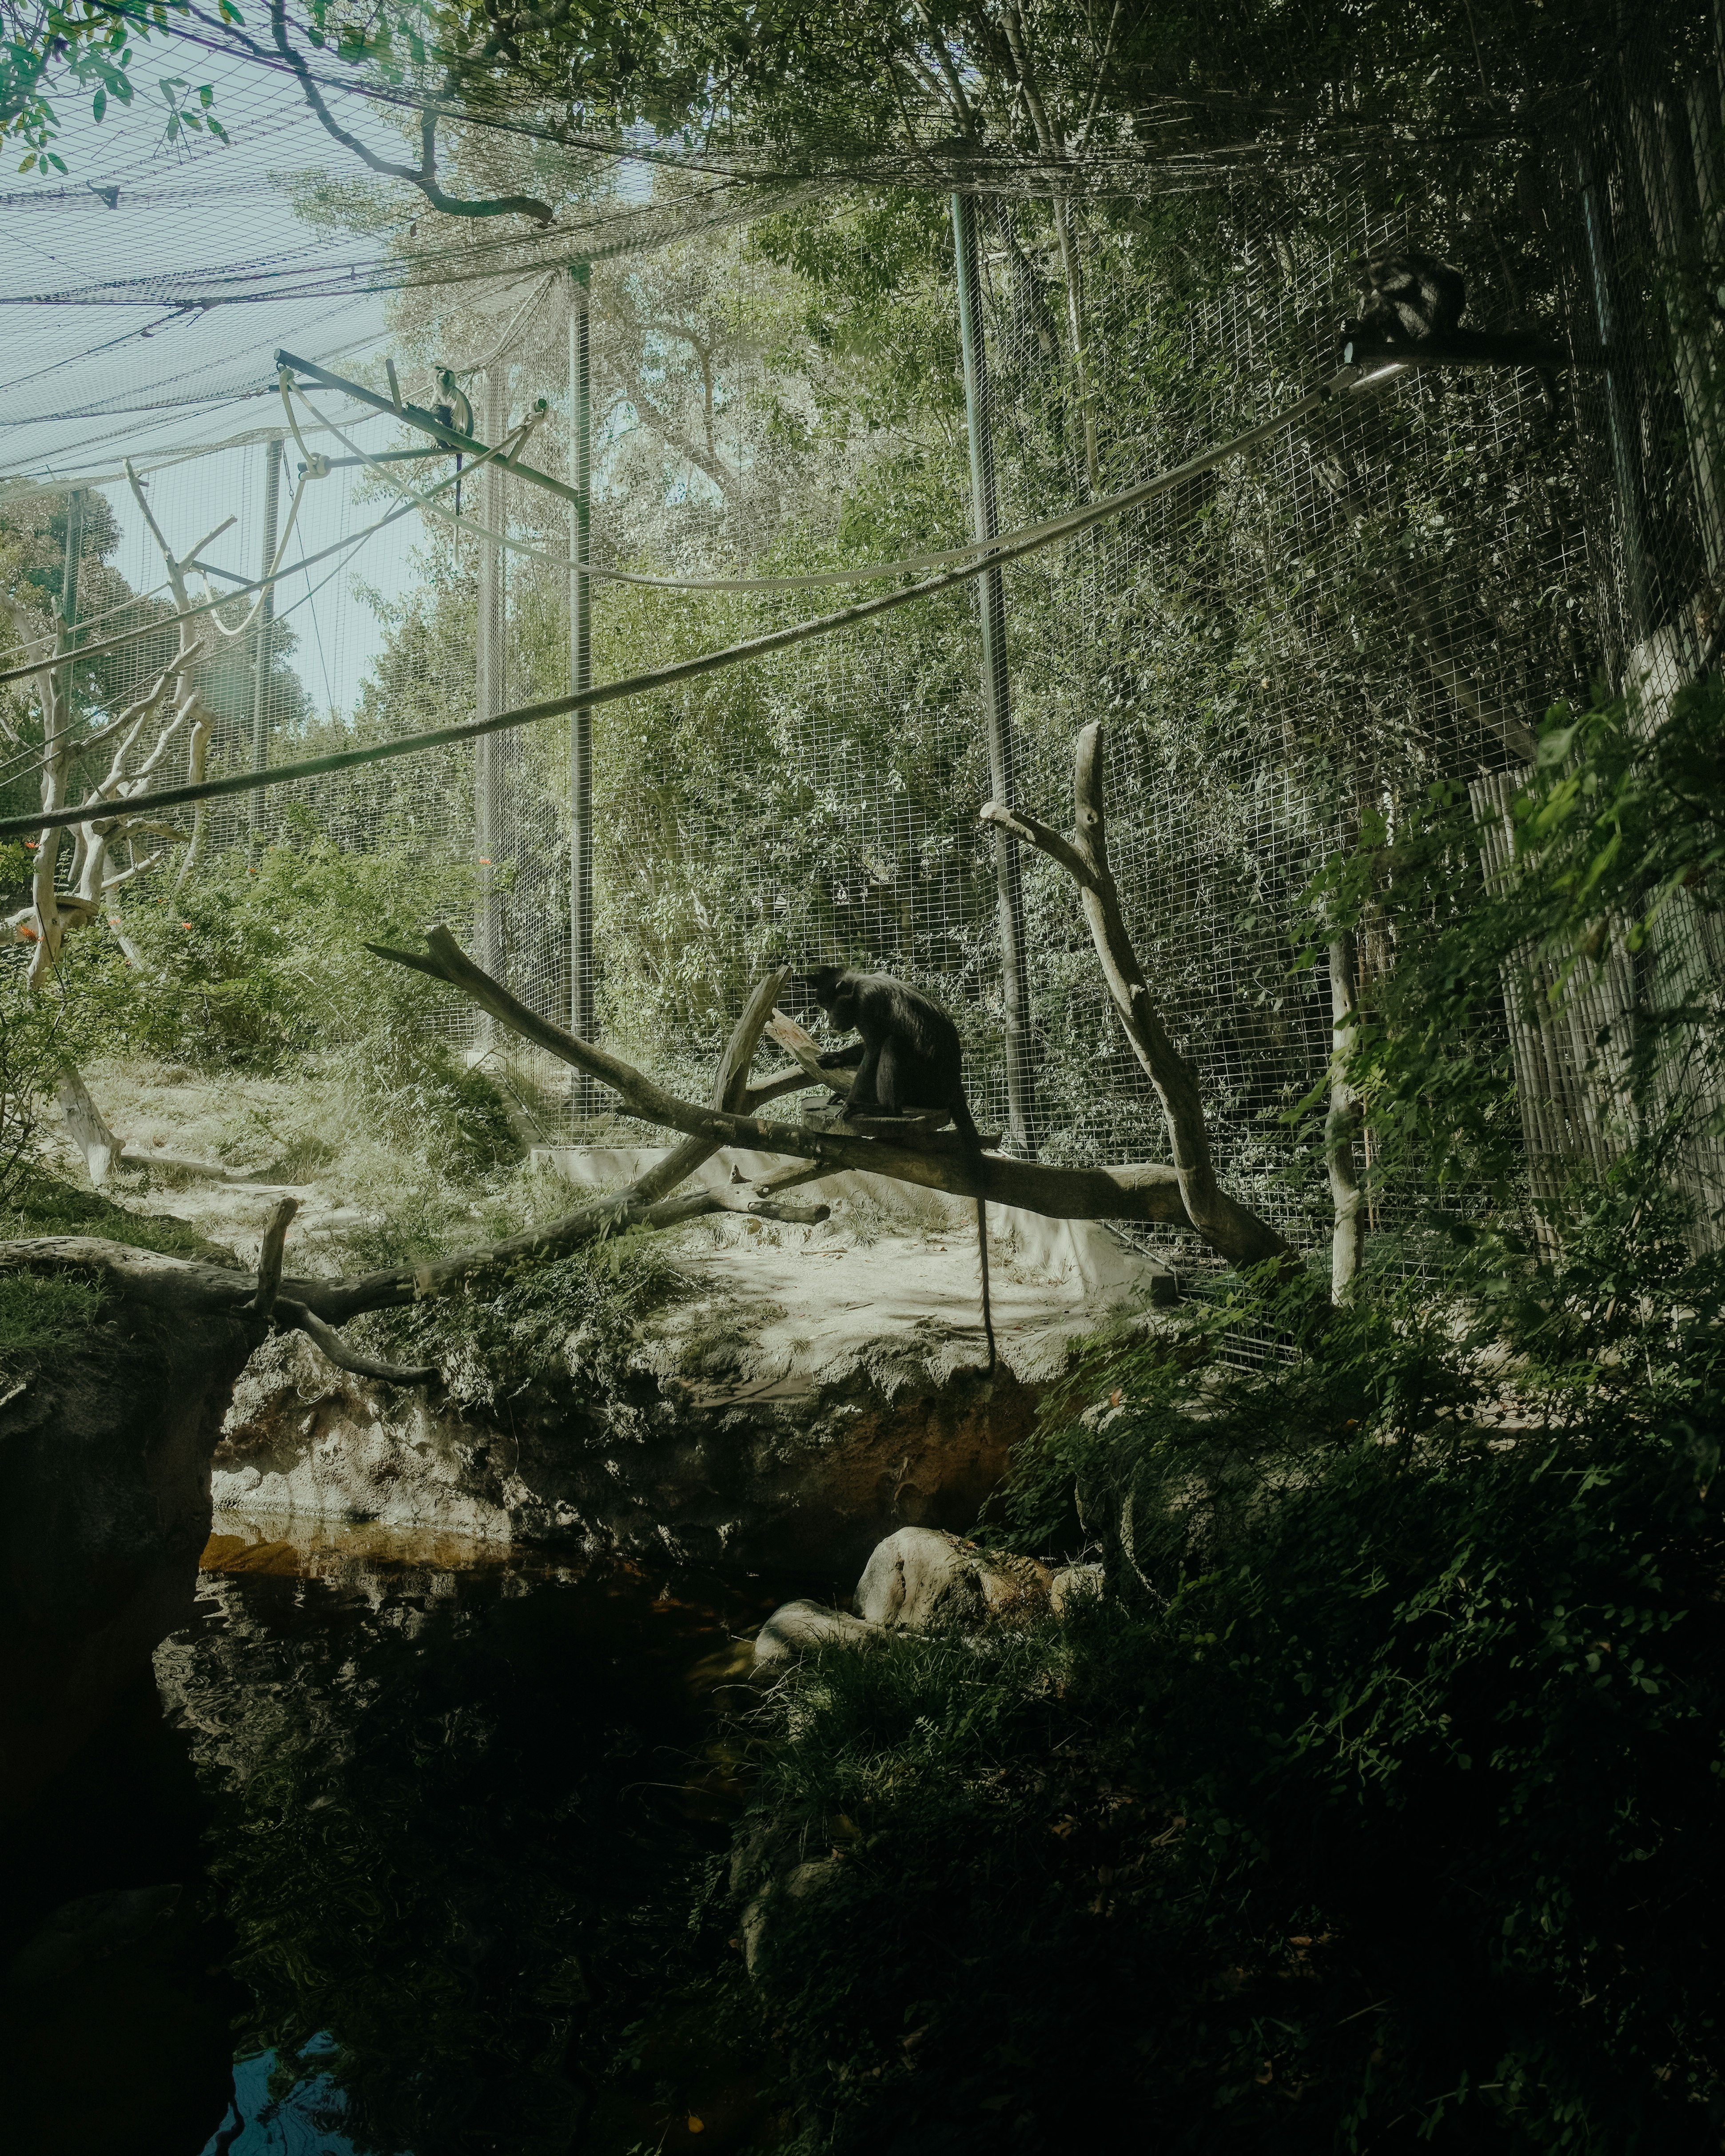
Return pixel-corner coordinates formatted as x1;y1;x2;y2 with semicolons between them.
2;12;1720;1257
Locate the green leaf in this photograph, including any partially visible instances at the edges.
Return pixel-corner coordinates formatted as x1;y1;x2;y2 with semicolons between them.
92;87;105;121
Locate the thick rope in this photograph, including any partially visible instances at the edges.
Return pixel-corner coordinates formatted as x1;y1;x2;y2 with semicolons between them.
0;363;1397;847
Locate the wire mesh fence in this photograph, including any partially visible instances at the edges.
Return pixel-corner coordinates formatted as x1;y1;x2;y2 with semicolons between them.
1;8;1720;1264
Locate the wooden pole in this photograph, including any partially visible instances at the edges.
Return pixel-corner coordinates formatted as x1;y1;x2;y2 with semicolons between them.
248;435;282;835
476;366;506;998
569;263;595;1112
951;190;1039;1158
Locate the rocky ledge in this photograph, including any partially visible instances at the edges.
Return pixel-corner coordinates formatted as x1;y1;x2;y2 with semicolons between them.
212;1148;1170;1574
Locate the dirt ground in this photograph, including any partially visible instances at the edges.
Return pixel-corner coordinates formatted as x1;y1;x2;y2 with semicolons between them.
38;1058;1171;1376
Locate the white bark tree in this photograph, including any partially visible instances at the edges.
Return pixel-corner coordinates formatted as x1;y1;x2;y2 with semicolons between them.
0;465;292;1185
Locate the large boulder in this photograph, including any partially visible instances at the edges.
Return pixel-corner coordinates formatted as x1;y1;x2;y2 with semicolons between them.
751;1599;876;1673
1050;1561;1106;1617
856;1526;1052;1631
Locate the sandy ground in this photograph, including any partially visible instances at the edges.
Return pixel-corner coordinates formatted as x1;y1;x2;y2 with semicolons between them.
37;1058;394;1271
38;1063;1171;1376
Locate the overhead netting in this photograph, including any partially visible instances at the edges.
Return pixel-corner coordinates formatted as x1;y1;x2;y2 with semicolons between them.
2;9;1720;1262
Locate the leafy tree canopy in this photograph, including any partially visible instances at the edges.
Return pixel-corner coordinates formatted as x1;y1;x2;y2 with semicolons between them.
1;0;231;171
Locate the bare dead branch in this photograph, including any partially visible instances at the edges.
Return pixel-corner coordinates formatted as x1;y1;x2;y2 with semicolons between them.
985;722;1297;1275
249;1198;299;1319
365;928;1194;1230
980;802;1095;889
266;0;554;225
750;1161;832;1199
745;1067;826;1109
280;1299;437;1386
116;1145;292;1184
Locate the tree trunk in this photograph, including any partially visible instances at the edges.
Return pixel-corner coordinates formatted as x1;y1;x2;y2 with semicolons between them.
1327;934;1364;1301
983;723;1299;1277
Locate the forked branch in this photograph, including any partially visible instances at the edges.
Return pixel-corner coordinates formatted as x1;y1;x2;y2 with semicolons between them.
983;722;1297;1274
364;928;1194;1228
266;0;555;226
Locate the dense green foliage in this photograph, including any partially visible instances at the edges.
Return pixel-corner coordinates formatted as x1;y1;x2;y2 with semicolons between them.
354;1218;693;1414
1297;679;1725;1207
0;828;519;1186
0;0;227;171
706;682;1725;2147
734;1201;1725;2150
4;9;1723;2152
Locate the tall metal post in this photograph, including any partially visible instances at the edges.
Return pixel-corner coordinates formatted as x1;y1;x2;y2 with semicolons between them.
249;435;283;834
1579;158;1652;637
569;262;595;1107
951;190;1038;1155
476;366;506;989
57;486;84;716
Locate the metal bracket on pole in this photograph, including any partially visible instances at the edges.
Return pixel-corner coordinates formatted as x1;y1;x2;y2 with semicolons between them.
275;349;579;508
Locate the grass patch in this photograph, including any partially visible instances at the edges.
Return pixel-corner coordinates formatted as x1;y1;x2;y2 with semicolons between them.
349;1207;697;1416
0;1170;239;1265
0;1269;104;1356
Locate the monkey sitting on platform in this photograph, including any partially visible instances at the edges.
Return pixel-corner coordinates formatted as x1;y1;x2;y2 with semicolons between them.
1342;251;1570;371
804;965;996;1374
1345;251;1468;351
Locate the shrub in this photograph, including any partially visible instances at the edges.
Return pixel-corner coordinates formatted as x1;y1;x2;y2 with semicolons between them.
735;1206;1725;2152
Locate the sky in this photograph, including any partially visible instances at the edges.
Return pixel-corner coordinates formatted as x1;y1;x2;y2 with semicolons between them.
2;39;522;720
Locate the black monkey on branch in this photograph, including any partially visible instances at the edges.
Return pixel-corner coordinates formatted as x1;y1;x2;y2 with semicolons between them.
1342;251;1581;370
805;966;996;1374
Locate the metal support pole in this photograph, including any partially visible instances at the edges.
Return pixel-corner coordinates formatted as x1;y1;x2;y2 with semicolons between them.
248;436;282;834
569;263;595;1109
951;190;1038;1156
57;486;84;719
476;367;506;994
1579;157;1653;638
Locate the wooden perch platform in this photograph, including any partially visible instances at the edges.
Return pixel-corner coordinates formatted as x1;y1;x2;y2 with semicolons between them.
799;1103;1006;1150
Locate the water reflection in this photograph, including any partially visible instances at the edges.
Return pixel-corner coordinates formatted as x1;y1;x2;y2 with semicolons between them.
199;2035;360;2155
153;1515;797;2156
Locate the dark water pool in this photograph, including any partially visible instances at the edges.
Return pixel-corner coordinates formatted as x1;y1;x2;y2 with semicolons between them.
9;1517;813;2156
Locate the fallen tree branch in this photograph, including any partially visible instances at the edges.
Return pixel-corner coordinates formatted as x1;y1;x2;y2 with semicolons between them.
116;1146;295;1185
365;928;1195;1231
279;1299;438;1387
983;722;1297;1275
0;925;1190;1346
